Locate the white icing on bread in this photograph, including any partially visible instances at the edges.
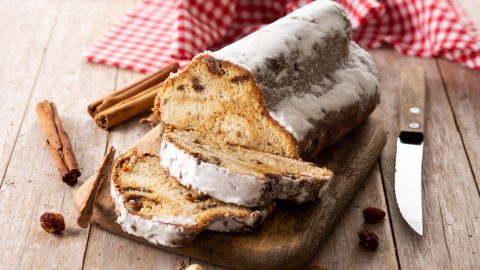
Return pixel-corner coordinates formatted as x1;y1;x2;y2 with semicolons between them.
159;134;265;206
268;43;380;141
111;185;192;246
212;1;350;86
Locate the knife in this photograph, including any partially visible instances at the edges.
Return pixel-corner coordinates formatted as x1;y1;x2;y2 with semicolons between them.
394;65;426;236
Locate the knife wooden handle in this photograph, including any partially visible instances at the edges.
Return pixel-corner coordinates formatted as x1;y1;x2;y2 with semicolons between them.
399;65;426;144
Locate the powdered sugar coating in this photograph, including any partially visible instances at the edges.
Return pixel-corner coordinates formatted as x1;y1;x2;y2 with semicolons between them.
112;180;266;247
269;43;380;140
111;183;191;247
159;136;266;206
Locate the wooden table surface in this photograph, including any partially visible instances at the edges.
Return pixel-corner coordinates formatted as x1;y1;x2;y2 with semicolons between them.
1;1;479;269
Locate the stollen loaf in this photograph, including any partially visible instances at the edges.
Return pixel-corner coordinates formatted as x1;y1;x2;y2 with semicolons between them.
154;0;380;159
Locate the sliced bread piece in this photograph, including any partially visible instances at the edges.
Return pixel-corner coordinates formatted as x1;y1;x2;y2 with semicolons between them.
111;150;270;247
159;129;333;207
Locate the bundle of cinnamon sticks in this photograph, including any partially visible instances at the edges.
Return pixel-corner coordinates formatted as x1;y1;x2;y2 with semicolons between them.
88;62;179;129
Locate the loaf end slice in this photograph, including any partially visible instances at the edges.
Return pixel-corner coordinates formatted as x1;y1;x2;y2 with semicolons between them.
154;53;299;159
160;129;333;207
111;150;271;247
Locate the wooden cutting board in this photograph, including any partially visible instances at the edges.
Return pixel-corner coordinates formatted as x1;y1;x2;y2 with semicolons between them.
75;117;386;270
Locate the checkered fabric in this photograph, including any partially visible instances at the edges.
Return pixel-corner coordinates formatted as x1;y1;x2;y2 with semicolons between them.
339;0;480;69
84;0;480;73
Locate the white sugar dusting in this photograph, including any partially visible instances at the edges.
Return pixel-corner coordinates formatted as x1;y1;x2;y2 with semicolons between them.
159;136;266;207
212;1;348;72
270;43;380;141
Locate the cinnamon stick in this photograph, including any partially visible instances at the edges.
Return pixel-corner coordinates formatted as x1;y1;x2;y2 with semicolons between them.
87;62;179;117
94;83;163;130
36;101;81;186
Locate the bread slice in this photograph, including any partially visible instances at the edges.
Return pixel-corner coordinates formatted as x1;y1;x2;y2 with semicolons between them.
154;1;380;159
111;150;271;247
159;129;333;207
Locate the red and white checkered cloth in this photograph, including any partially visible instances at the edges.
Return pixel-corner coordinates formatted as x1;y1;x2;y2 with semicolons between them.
84;0;480;73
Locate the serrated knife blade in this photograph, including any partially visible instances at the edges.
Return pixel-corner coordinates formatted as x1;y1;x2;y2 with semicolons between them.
394;65;426;236
395;138;423;235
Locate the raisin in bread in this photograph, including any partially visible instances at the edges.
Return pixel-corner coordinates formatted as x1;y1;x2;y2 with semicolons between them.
154;0;380;159
159;129;333;207
111;151;270;247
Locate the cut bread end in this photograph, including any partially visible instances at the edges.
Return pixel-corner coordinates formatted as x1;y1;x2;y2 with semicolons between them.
154;54;299;159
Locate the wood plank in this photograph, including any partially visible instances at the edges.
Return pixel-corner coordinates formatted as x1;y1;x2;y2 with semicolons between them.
308;164;398;270
82;69;189;270
0;0;131;269
437;59;480;187
0;0;62;185
371;49;480;269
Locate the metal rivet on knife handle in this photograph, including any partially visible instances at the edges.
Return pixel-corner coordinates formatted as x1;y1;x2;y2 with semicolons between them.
409;107;421;114
409;122;420;129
